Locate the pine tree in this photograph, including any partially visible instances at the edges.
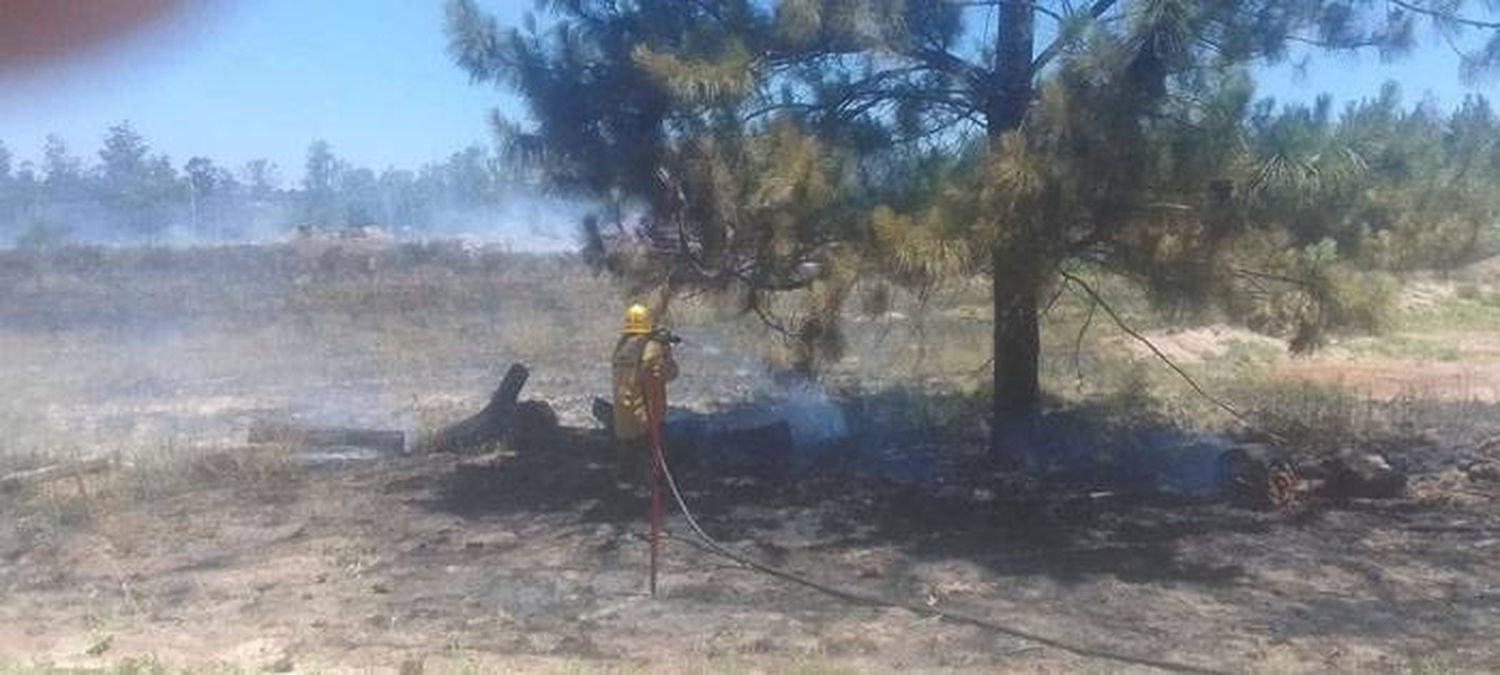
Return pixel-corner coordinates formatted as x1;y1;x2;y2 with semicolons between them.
302;140;346;228
98;122;180;237
446;0;1500;458
0;141;13;239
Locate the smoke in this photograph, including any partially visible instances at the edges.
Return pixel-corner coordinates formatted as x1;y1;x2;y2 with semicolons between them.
1127;429;1235;498
0;190;590;253
0;131;592;252
773;382;851;448
391;194;588;253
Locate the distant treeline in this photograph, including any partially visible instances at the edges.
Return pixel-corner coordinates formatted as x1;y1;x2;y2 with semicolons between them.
0;123;530;247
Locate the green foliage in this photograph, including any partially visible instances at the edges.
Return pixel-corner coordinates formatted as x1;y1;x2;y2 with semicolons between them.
301;139;345;226
1221;233;1398;351
97;122;181;236
1240;87;1500;272
0;126;521;242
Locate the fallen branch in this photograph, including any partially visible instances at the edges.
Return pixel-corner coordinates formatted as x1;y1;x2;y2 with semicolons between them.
428;363;558;454
1058;270;1280;442
1;457;113;491
1071;291;1098;390
1039;280;1068;317
248;421;406;454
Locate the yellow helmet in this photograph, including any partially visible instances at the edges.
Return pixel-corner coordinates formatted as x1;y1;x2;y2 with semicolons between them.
623;304;652;335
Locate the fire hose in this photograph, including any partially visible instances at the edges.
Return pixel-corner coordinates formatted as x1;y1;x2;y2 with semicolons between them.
640;360;1229;675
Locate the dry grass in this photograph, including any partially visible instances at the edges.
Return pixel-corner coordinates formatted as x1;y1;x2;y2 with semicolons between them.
2;243;1495;503
0;654;911;675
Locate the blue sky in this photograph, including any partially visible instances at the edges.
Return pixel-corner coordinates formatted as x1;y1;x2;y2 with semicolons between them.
0;0;1492;184
0;0;530;184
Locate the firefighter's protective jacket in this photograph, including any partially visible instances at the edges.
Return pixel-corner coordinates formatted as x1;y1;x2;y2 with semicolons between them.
611;335;678;441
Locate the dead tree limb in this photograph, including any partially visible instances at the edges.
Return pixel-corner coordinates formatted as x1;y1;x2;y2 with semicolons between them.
248;421;406;454
428;363;556;454
1058;270;1280;442
1071;291;1098;390
1;457;113;491
1040;280;1068;317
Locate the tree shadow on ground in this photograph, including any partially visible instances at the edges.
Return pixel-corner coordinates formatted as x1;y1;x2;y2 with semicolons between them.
420;386;1272;589
412;391;1500;659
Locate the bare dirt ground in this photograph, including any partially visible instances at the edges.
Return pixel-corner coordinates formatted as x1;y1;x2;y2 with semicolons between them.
1278;359;1500;402
1278;263;1500;403
3;245;1500;673
4;425;1500;674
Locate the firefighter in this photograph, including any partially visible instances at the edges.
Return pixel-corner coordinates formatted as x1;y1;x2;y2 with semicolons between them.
611;303;678;486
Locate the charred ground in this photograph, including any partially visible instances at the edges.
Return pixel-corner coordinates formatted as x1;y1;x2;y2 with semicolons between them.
2;243;1499;672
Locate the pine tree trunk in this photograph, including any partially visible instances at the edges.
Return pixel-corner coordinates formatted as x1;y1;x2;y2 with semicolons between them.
988;1;1041;461
991;247;1041;454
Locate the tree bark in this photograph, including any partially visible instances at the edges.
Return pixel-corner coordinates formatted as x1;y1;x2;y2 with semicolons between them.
988;1;1041;461
992;253;1040;403
427;363;532;453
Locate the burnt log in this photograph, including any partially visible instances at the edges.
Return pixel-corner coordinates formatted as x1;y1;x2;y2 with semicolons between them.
591;396;614;430
1220;444;1408;509
1319;450;1406;500
690;421;795;477
508;399;560;453
248;420;406;455
591;396;794;473
429;363;558;454
1219;443;1301;510
1;456;113;492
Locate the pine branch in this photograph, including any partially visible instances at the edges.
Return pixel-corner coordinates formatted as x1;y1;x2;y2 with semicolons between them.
1059;270;1272;437
942;1;1067;24
1040;280;1068;316
1071;290;1098;390
1282;35;1384;50
747;295;797;339
913;46;987;87
744;101;818;121
1389;0;1500;30
1030;0;1120;73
